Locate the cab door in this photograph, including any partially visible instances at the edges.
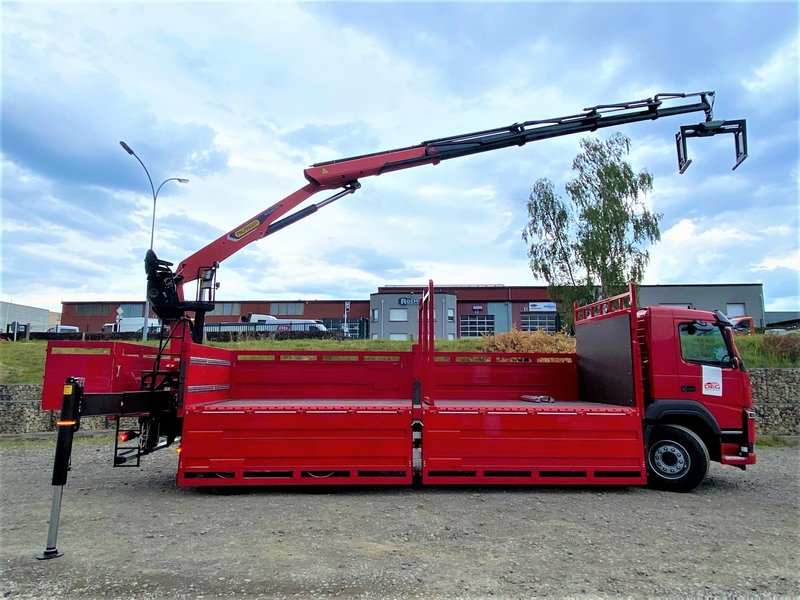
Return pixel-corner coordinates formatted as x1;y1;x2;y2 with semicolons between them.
675;320;745;430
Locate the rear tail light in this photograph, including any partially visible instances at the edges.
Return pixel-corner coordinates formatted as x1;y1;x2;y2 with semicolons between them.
117;430;140;443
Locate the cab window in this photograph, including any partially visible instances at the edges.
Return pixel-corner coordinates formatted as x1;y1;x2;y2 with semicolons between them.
679;322;732;366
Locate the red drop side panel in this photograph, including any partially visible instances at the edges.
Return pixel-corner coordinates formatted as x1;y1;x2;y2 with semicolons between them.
421;400;646;485
178;399;412;486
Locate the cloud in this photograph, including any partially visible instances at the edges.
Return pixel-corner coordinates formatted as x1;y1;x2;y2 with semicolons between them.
280;122;381;157
1;2;797;318
752;249;800;273
1;94;227;191
646;213;799;310
741;37;799;95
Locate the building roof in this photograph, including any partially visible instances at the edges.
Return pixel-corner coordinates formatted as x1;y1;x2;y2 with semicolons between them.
765;311;800;325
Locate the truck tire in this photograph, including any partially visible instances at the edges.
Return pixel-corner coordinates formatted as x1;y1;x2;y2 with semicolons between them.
647;424;709;492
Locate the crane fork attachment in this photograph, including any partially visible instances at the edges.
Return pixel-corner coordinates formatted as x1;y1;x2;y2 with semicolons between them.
676;119;748;174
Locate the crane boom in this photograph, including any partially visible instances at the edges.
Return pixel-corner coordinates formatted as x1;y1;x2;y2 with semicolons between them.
144;90;747;336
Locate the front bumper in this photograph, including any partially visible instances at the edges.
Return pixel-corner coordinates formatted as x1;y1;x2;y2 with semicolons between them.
721;409;757;467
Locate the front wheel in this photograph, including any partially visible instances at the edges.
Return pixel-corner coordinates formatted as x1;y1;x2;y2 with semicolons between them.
647;425;709;492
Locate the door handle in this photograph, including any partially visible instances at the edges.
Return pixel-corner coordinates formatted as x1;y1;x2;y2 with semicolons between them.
681;385;696;392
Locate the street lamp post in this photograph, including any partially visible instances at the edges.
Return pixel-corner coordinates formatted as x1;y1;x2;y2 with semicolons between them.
119;141;188;341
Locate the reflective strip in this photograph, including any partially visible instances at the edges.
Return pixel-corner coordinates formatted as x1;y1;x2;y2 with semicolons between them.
189;357;232;367
586;412;626;416
187;384;230;393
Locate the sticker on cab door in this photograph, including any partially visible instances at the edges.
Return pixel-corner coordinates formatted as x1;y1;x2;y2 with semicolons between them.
702;365;723;396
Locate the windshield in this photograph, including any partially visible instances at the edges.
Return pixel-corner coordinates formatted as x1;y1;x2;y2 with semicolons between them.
679;321;737;368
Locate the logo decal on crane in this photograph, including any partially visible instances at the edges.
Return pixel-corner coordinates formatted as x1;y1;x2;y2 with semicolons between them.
227;205;283;242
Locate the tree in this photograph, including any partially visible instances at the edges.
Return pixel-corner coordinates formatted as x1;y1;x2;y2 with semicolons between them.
521;133;661;327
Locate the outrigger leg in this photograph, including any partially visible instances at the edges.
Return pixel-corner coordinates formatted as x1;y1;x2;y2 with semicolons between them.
37;378;81;560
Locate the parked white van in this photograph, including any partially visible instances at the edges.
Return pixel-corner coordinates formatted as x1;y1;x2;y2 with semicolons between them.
242;314;328;332
101;318;161;333
47;325;80;333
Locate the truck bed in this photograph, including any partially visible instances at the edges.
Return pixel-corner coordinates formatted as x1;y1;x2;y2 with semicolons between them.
43;339;647;488
178;396;415;486
178;396;645;486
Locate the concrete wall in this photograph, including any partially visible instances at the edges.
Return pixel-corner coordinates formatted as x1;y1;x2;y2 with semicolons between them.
1;369;797;435
0;385;111;434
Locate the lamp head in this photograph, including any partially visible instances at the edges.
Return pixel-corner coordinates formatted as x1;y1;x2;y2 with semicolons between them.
119;141;135;155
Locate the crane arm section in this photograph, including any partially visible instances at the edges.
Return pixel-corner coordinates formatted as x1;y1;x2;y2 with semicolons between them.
153;91;746;317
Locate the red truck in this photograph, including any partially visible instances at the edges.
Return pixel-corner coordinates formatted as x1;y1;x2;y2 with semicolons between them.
40;92;753;510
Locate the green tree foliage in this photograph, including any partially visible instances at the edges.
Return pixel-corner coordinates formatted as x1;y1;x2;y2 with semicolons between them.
522;133;661;325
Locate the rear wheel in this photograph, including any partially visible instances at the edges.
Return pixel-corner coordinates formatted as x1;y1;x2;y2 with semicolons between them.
647;425;709;492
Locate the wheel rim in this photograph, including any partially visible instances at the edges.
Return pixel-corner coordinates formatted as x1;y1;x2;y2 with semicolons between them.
649;440;691;480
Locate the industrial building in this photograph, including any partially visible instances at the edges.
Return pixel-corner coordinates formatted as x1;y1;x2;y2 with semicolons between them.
59;283;766;337
638;284;766;328
369;284;554;340
60;299;370;337
59;282;772;339
1;301;60;333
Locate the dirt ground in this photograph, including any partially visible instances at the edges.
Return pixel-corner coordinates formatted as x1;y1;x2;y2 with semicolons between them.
1;435;798;599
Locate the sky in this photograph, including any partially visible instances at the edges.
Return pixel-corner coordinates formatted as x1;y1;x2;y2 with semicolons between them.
1;1;798;313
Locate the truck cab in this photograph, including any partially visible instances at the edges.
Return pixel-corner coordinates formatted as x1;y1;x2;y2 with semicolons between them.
639;306;756;488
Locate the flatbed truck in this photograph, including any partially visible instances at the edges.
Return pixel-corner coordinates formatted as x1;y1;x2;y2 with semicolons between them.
40;91;753;503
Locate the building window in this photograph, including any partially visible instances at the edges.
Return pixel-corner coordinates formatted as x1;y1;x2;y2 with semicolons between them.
270;302;303;316
118;303;143;318
76;304;110;316
209;302;241;316
371;308;379;322
389;332;410;341
389;308;408;322
447;308;455;323
726;303;746;317
520;312;557;333
460;314;495;337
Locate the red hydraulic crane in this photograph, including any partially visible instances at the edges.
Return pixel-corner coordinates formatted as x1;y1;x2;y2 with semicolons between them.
144;91;746;341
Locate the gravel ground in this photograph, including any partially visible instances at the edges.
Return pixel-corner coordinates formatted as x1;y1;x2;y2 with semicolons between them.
1;434;798;599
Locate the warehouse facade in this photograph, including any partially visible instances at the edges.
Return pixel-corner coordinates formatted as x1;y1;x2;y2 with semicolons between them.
638;284;766;328
369;284;554;340
61;282;768;338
